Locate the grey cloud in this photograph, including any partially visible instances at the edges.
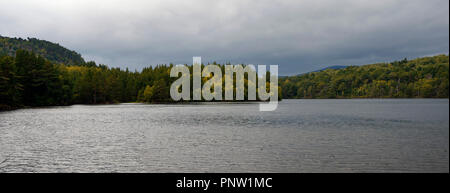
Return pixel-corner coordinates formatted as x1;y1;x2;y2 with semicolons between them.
0;0;448;75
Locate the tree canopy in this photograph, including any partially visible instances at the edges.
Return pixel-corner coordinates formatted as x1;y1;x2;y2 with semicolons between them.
0;50;279;110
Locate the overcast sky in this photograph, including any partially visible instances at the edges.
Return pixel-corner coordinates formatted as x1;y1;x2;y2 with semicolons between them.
0;0;448;75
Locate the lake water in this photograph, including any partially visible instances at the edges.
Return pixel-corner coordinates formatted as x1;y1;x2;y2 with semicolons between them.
0;99;448;173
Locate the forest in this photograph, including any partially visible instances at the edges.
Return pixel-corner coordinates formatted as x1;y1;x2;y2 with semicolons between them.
280;55;448;99
0;50;280;110
0;46;449;110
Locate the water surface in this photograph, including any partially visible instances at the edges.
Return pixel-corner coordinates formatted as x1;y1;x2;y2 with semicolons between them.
0;99;448;172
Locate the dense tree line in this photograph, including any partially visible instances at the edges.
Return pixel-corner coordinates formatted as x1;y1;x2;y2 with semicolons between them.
280;55;449;99
1;50;278;110
1;35;85;66
0;49;162;109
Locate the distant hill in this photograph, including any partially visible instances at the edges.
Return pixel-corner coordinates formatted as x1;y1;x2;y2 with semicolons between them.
0;35;85;65
313;65;348;72
294;65;348;76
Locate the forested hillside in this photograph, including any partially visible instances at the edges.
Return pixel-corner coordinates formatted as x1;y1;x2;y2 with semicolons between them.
280;55;449;98
0;35;85;65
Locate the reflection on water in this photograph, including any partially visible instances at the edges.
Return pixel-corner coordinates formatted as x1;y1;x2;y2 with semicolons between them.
0;99;448;172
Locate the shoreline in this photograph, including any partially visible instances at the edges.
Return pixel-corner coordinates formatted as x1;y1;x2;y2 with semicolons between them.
2;98;448;112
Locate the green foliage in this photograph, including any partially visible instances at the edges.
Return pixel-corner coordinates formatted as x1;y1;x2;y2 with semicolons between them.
0;49;173;109
1;49;280;110
280;55;449;98
140;85;154;102
0;55;22;109
0;35;85;65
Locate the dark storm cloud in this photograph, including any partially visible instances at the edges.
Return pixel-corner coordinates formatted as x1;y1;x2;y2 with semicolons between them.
0;0;448;75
